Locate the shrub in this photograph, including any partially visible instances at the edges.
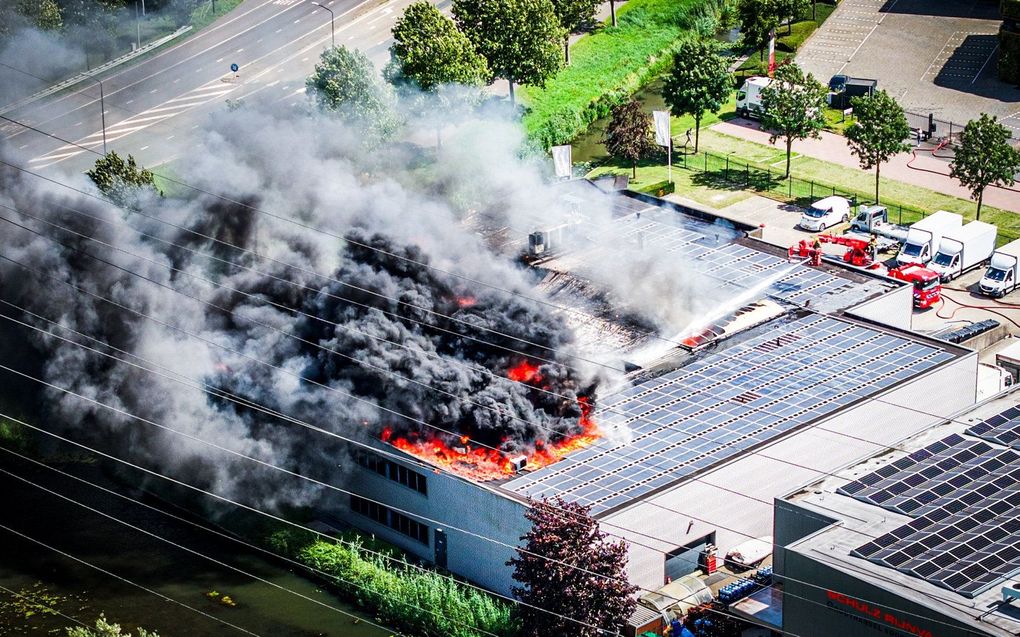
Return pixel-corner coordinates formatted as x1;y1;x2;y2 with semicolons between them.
1000;27;1020;84
297;539;518;637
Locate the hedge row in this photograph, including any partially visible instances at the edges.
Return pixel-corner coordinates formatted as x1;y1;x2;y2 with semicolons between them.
1000;26;1020;84
1003;0;1020;21
293;537;518;637
520;0;726;149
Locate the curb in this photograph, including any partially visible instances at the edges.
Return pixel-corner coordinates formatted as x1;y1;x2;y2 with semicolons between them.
0;25;193;116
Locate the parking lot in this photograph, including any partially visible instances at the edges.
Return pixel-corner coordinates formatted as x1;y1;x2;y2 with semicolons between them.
797;0;1020;136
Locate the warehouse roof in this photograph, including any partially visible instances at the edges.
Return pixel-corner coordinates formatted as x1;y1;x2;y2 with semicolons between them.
503;311;960;515
783;394;1020;637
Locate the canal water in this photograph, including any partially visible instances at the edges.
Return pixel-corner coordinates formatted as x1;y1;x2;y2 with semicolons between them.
0;454;390;637
569;27;742;165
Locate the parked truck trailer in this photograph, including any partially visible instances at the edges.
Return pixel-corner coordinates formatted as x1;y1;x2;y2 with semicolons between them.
928;220;997;282
979;239;1020;297
896;210;963;266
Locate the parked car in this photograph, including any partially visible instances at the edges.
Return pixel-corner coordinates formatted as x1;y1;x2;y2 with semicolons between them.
798;196;851;232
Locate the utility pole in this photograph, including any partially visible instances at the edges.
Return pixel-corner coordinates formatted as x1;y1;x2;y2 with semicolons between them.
312;2;335;48
92;79;108;156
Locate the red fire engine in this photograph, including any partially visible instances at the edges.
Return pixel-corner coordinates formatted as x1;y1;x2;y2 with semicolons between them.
789;236;942;309
887;263;942;309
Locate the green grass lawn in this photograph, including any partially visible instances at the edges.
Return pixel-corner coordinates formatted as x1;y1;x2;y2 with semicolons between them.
520;0;723;148
588;127;1020;243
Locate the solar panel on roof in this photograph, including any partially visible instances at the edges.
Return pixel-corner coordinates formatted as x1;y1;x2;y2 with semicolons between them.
505;315;953;514
967;406;1020;448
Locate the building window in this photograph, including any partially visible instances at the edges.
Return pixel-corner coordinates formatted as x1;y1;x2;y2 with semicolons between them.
356;452;428;496
350;495;429;545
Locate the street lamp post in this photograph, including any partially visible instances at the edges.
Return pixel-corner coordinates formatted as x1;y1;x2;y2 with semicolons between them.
312;2;335;48
92;78;108;156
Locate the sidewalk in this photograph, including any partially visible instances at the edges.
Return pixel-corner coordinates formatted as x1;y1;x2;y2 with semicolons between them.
711;119;1020;214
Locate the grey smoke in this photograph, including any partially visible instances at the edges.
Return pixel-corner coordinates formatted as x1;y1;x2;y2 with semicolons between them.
0;94;608;510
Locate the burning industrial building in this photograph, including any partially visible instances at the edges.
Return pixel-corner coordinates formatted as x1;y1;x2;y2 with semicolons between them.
0;97;983;611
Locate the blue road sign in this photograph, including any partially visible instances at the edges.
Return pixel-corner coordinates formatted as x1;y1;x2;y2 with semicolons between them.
230;63;239;72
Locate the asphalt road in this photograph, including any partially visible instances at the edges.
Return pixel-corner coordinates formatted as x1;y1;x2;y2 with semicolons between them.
1;0;430;174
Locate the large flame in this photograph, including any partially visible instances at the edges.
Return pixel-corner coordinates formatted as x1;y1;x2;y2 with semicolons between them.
380;363;601;481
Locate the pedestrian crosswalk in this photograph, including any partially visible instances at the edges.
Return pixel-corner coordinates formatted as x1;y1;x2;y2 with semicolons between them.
28;80;240;169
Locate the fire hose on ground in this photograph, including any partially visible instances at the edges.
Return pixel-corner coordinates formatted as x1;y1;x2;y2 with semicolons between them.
935;294;1020;328
905;146;1020;196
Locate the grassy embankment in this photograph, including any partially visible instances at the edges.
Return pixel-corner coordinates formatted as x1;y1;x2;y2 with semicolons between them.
520;0;727;149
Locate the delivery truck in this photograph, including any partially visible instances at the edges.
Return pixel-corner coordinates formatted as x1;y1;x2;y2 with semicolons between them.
735;76;771;119
849;204;909;242
928;220;997;282
979;239;1020;297
896;210;963;266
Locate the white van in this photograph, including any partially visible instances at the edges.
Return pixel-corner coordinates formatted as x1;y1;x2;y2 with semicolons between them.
798;196;851;232
736;77;771;119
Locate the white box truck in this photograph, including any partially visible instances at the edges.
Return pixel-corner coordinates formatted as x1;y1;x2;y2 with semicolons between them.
928;220;997;282
736;77;771;119
896;210;963;266
979;239;1020;297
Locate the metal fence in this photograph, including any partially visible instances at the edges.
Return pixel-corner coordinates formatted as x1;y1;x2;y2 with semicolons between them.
673;148;931;225
905;108;1020;142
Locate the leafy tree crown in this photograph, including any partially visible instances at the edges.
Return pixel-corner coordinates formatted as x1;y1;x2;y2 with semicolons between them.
508;496;638;637
662;39;731;121
452;0;563;87
759;63;827;144
950;113;1020;199
386;2;488;93
845;89;912;170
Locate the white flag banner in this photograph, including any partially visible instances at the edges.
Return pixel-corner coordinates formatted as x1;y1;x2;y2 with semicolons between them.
653;111;671;147
552;144;572;178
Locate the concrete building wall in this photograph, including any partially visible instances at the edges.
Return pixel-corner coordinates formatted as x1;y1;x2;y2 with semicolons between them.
780;548;988;637
342;451;531;597
845;281;913;331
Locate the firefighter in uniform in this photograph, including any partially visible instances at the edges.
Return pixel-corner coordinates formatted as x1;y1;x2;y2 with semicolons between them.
869;234;879;264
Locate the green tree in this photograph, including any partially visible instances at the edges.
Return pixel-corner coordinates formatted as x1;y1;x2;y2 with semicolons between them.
67;615;159;637
306;45;396;136
662;40;731;153
738;0;779;60
508;497;637;637
759;62;827;178
85;151;160;207
775;0;808;33
385;1;488;144
603;99;654;178
386;2;488;92
844;90;911;204
950;114;1020;220
18;0;63;29
453;0;564;106
550;0;600;64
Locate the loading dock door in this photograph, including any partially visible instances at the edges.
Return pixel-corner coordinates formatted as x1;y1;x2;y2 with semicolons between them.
665;533;714;583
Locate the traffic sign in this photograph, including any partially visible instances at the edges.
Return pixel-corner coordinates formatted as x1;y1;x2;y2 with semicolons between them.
230;63;239;72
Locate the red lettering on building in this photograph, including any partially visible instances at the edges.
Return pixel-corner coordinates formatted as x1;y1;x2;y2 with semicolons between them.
826;590;936;637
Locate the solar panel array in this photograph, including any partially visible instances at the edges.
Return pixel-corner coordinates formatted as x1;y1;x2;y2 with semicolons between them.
967;405;1020;448
847;410;1020;597
504;314;954;515
593;209;858;306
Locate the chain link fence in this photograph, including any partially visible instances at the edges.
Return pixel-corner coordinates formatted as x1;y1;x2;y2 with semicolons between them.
673;148;932;225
